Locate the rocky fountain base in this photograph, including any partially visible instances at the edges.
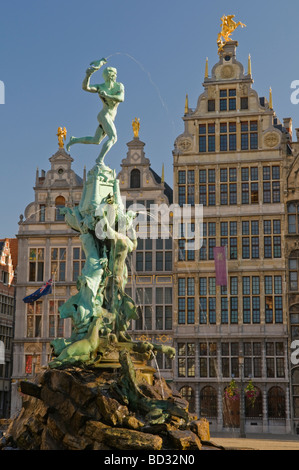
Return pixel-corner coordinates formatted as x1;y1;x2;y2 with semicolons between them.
1;353;214;451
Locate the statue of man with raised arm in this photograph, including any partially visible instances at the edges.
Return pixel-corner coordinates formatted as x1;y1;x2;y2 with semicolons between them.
66;58;125;166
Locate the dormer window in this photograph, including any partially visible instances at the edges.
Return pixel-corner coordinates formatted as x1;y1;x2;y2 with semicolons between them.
220;89;237;111
208;100;215;112
241;97;249;110
55;196;65;221
130;169;141;188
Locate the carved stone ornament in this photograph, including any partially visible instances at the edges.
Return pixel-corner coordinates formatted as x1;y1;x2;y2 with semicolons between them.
241;84;248;95
177;138;193;152
264;132;280;148
208;87;217;99
221;65;234;79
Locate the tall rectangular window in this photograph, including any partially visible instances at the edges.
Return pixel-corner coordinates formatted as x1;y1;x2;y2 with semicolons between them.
220;89;227;111
229;123;237;151
49;300;65;338
199;123;216;153
241;167;259;204
26;301;43;338
230;277;238;324
29;248;44;282
242;277;260;324
208;169;216;206
73;247;86;282
51;248;66;282
208;123;216;152
178;343;195;378
135;287;152;330
241;122;249;150
219;89;236;111
264;220;281;259
156;287;172;331
199;277;216;325
230;221;238;260
265;276;283;324
241;97;248;110
178;278;195;325
263;166;280;203
199;124;206;153
208;99;215;112
199;170;206;206
178;169;194;206
187;170;195;206
242;220;259;259
39;204;46;222
178;170;186;206
220;123;227;152
199;169;216;207
241;121;258;150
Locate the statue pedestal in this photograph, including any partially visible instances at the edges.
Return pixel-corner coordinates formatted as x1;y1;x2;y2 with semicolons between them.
94;357;157;385
4;366;212;451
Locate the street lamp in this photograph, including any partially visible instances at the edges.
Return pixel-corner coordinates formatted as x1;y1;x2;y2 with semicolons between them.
239;356;246;438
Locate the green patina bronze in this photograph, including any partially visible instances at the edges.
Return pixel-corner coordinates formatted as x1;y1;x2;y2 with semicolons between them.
49;59;175;373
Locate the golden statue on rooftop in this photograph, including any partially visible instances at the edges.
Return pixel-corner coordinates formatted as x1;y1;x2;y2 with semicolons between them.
132;117;140;138
217;15;246;54
57;126;67;148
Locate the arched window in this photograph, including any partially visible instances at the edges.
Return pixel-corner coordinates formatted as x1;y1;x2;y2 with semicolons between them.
200;386;218;417
268;386;286;419
245;386;263;418
180;386;195;414
130;169;141;189
55;196;65;221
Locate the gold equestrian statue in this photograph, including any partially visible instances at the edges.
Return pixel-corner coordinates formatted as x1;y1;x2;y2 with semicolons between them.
217;15;246;54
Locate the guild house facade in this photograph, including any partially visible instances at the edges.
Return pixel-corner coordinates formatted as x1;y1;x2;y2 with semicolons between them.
172;39;297;434
10;128;173;416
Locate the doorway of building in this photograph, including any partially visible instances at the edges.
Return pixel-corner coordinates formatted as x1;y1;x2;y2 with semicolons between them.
223;394;240;428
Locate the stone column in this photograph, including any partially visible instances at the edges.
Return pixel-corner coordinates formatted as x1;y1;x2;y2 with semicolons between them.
195;384;200;418
262;386;269;433
217;384;223;431
67;237;73;283
286;385;292;433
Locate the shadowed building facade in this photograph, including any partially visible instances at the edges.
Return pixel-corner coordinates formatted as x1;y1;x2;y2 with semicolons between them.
0;238;18;418
172;40;294;434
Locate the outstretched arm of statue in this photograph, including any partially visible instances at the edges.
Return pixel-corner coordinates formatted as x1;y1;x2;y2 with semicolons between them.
82;58;107;93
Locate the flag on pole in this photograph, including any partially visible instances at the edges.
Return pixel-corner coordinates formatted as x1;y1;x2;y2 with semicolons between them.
213;247;228;286
23;279;53;303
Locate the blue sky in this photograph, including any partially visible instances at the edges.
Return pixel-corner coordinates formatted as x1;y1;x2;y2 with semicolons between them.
1;0;299;238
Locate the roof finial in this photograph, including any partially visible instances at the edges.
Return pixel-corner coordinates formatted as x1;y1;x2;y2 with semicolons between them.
161;163;165;184
185;94;189;115
248;54;252;76
269;87;273;110
205;57;209;79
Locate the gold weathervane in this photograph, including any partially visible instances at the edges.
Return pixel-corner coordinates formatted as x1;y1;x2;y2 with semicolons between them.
132;117;140;138
217;15;246;54
57;127;67;148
